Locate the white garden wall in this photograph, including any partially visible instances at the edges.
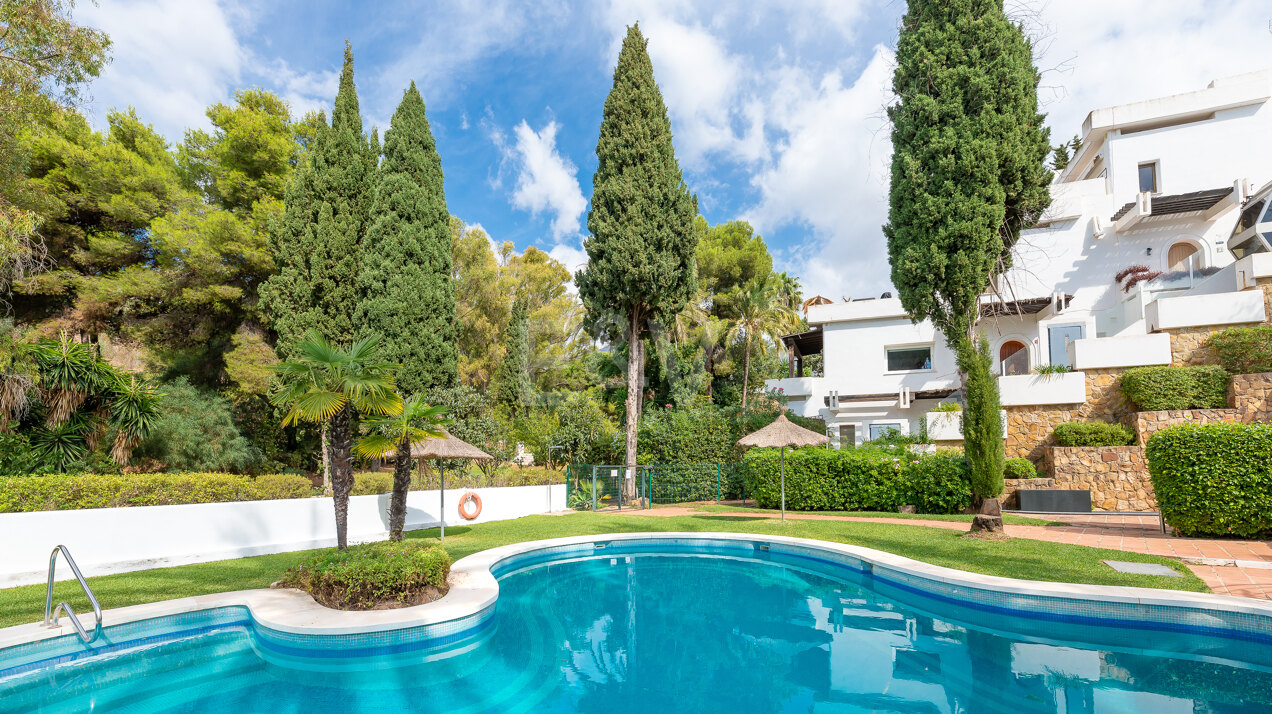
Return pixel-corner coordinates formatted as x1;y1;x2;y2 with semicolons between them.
0;484;565;587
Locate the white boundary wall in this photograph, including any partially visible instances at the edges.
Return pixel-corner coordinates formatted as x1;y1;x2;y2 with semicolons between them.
0;484;565;587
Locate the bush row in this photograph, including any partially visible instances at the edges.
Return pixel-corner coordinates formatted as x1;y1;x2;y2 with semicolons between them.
1004;458;1039;479
1052;422;1136;447
741;447;971;514
0;472;314;512
280;541;451;610
1147;422;1272;538
1207;326;1272;375
1120;366;1229;411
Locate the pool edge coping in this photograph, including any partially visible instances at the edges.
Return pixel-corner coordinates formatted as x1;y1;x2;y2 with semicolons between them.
3;531;1270;653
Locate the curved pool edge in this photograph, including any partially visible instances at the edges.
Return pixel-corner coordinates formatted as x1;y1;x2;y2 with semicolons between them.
4;531;1270;656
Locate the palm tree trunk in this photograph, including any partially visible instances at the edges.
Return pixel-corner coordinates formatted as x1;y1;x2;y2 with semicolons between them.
741;332;752;412
327;404;354;550
623;308;642;499
320;423;332;495
388;437;412;540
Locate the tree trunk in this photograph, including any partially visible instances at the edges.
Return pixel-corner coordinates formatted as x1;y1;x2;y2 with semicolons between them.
320;422;332;495
741;333;752;412
623;309;642;499
327;404;355;550
388;436;412;540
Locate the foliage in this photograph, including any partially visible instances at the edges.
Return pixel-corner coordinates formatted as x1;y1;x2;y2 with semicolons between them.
1147;423;1272;537
355;394;447;539
1120;366;1229;411
724;277;798;411
1004;457;1039;479
259;43;376;357
355;82;456;393
741;447;972;515
552;391;621;465
1052;422;1135;447
1207;326;1272;375
0;471;313;512
1033;364;1072;376
930;401;961;412
351;472;393;495
134;377;261;472
423;384;511;475
280;540;450;609
695;217;772;315
412;463;563;490
577;24;698;474
510;409;559;466
958;337;1004;498
492;296;532;413
223;327;278;399
637;403;737;464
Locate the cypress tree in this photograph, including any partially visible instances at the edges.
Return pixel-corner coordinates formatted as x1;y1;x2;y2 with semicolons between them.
884;0;1051;527
260;42;376;356
492;296;530;415
576;24;698;494
355;82;457;393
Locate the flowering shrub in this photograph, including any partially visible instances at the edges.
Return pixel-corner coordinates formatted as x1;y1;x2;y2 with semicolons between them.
281;541;451;609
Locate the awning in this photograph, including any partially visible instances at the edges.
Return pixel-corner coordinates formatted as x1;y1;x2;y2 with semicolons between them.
1110;187;1234;222
780;327;823;356
979;294;1072;318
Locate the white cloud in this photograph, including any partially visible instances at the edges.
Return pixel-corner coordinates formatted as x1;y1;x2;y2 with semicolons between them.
547;241;589;278
497;120;588;241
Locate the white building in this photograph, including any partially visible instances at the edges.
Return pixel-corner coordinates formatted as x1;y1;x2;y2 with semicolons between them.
770;70;1272;447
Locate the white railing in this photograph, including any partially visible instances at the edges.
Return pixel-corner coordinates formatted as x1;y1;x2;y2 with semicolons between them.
998;372;1086;406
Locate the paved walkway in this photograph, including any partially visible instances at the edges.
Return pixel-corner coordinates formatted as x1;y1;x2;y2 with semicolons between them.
609;505;1272;599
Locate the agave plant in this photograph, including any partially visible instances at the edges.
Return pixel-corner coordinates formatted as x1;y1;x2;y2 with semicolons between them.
357;395;449;540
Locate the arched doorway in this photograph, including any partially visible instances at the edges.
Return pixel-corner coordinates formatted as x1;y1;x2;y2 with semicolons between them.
999;340;1029;376
1167;241;1199;272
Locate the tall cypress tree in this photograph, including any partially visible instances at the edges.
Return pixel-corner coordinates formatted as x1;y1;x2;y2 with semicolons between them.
260;42;375;357
355;82;457;393
884;0;1051;529
492;296;530;415
576;24;698;493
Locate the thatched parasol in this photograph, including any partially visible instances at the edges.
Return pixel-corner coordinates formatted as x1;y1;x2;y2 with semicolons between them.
406;429;491;540
737;413;829;520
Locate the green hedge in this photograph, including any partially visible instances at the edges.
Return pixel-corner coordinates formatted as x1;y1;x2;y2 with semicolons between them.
0;472;314;512
1147;423;1272;537
281;541;451;609
351;472;393;495
1052;422;1136;447
1004;458;1039;479
741;448;971;514
1207;326;1272;375
1120;366;1229;411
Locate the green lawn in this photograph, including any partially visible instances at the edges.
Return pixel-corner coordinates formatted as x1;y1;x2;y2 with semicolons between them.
1;512;1204;630
692;503;1063;525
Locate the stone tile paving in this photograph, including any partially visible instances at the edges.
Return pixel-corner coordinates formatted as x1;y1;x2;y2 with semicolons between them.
612;505;1272;599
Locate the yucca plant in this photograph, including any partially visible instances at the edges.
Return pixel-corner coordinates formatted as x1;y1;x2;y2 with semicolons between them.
270;330;402;549
29;333;110;427
109;374;161;465
356;395;449;540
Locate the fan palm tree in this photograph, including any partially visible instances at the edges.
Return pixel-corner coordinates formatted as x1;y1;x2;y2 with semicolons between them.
725;279;799;412
270;330;401;549
356;396;449;540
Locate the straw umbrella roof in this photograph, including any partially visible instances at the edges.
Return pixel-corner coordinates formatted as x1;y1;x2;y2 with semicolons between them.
737;413;829;449
407;429;492;460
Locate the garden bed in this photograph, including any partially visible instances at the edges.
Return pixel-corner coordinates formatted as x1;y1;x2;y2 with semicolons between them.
277;541;451;610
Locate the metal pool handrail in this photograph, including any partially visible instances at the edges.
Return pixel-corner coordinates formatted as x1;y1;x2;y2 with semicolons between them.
44;545;102;644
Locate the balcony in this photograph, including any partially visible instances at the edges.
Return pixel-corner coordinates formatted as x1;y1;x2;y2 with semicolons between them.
998;372;1087;407
766;376;822;399
1069;333;1172;370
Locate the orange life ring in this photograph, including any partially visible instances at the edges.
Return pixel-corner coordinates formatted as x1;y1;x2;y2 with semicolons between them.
458;491;482;520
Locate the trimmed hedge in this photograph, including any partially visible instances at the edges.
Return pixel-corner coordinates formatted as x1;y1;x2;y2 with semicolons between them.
351;472;393;495
1147;423;1272;537
1120;366;1229;411
280;541;451;609
1052;422;1135;447
1004;458;1039;479
1207;326;1272;375
0;472;314;513
741;447;971;514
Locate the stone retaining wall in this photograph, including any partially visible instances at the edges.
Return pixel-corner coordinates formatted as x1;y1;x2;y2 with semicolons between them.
1050;445;1154;512
1002;477;1055;509
1133;408;1239;446
1003;368;1130;470
1233;372;1272;422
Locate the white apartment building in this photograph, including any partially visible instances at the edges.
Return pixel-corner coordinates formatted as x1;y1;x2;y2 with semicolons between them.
770;70;1272;447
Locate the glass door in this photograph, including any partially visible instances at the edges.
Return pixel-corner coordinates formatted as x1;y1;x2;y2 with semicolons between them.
1047;324;1085;368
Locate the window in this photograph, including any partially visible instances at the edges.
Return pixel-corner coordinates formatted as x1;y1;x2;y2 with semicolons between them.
837;424;855;448
1138;162;1159;193
886;345;932;372
869;423;902;441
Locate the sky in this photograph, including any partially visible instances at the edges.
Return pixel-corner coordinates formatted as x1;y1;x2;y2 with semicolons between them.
75;0;1272;301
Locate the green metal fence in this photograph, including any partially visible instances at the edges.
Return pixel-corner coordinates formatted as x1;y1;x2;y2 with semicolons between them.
565;463;743;510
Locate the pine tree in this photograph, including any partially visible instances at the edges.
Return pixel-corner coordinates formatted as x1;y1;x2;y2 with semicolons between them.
260;42;375;357
492;296;531;414
884;0;1051;526
355;82;457;393
576;24;698;494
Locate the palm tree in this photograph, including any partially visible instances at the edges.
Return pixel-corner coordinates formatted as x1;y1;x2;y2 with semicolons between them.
725;278;799;412
356;396;448;540
270;330;401;549
773;271;803;311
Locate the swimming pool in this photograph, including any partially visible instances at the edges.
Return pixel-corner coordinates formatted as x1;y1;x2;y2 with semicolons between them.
3;534;1272;712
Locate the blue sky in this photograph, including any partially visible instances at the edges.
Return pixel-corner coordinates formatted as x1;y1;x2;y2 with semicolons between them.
76;1;1272;299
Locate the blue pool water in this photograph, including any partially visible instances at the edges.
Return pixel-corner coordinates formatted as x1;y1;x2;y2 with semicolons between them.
3;540;1272;713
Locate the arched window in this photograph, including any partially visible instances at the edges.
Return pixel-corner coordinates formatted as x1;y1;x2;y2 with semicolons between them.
999;340;1029;376
1167;241;1199;272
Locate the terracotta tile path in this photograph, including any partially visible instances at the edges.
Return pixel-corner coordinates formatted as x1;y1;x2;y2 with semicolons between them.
607;504;1272;599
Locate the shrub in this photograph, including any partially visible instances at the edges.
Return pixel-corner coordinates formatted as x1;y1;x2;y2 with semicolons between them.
1120;366;1229;411
0;472;314;512
351;472;393;495
1147;423;1272;537
281;541;451;609
741;447;971;514
638;404;738;464
1052;422;1136;447
1207;326;1272;375
930;401;961;413
959;337;1004;499
1004;457;1039;479
135;378;262;473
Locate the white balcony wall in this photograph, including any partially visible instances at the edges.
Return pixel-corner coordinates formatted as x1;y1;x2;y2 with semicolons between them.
924;411;1007;442
1069;333;1172;369
998;372;1087;406
1144;289;1266;331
